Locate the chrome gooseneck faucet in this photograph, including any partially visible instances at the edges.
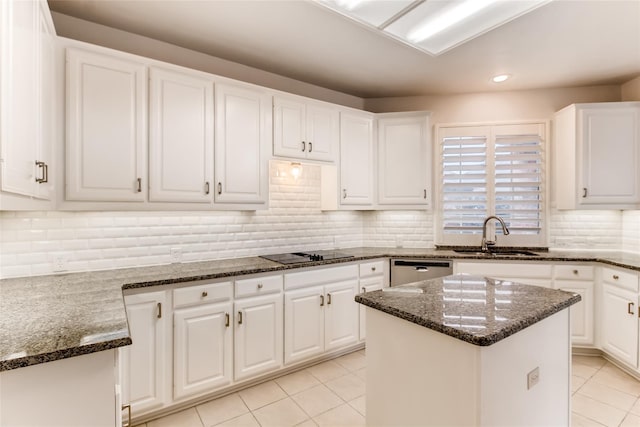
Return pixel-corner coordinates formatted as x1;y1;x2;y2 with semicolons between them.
481;216;510;252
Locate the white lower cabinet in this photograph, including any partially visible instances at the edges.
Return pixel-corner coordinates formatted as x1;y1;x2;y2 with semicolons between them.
121;291;169;416
358;276;384;341
284;264;360;365
599;267;640;369
553;264;595;346
173;301;233;400
234;292;283;381
172;281;233;401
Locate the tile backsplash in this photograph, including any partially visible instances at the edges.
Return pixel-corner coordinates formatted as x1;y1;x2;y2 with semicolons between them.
0;161;638;278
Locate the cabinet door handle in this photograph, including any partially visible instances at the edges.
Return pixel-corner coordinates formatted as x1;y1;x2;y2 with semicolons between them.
423;189;427;199
628;302;635;315
320;295;324;306
205;181;210;195
225;313;230;327
122;404;131;427
137;178;142;193
362;287;366;293
157;302;162;319
35;161;48;183
301;141;306;152
343;189;347;199
582;188;587;198
308;142;313;152
613;275;620;280
238;311;243;325
217;182;222;195
327;293;332;305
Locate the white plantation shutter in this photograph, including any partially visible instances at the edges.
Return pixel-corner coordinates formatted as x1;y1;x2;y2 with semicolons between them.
441;134;488;235
437;123;546;247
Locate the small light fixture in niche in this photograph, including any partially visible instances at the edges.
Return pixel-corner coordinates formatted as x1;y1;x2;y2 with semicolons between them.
492;74;511;83
290;162;302;180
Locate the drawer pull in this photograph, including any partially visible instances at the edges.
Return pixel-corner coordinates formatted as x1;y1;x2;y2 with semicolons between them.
202;291;208;297
372;266;376;272
320;295;324;307
613;275;620;280
327;293;332;305
573;269;578;275
225;313;230;327
238;311;243;325
629;302;635;315
257;283;263;289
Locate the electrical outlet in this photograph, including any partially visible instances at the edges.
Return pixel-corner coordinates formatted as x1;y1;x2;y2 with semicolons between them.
53;255;67;272
170;247;182;263
395;237;404;248
527;367;540;390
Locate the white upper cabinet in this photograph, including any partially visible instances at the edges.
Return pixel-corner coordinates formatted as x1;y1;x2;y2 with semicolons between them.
377;112;431;207
66;48;147;202
149;67;213;203
0;0;54;202
340;111;374;206
554;102;640;209
214;82;270;205
273;95;338;162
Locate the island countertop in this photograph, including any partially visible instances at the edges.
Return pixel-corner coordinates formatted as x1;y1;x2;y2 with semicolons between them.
355;273;582;346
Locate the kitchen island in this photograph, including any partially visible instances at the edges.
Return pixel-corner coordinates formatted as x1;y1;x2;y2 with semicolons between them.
356;274;581;427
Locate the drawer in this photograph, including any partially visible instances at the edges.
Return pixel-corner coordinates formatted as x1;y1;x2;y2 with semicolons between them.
602;267;639;292
235;274;283;298
554;264;594;280
359;260;385;278
285;264;359;290
173;281;233;308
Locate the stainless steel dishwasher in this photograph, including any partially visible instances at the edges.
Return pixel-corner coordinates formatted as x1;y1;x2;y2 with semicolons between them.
390;259;453;286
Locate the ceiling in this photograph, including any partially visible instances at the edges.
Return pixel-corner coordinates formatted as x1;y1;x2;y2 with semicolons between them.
48;0;640;99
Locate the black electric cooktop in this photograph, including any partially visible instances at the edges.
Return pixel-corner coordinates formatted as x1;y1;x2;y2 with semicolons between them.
260;250;354;265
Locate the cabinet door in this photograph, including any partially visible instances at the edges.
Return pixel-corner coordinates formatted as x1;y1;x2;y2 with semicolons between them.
149;68;213;203
215;83;269;204
174;302;233;400
234;293;283;381
555;280;594;346
359;276;384;341
579;105;640;205
340;112;374;205
0;0;39;197
601;284;638;368
306;104;338;162
284;286;324;365
324;279;359;351
66;49;146;201
121;291;168;415
378;115;430;206
273;96;306;160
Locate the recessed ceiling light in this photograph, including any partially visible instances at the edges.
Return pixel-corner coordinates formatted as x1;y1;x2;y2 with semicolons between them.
492;74;511;83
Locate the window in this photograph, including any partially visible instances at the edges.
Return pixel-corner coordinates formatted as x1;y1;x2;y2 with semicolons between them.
436;123;547;247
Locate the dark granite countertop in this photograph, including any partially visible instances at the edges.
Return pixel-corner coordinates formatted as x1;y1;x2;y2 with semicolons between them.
355;274;582;346
1;247;638;371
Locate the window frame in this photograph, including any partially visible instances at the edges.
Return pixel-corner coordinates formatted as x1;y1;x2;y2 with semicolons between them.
434;120;550;248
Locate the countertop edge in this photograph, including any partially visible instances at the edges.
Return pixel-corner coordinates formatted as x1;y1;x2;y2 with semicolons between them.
355;291;582;347
0;336;132;372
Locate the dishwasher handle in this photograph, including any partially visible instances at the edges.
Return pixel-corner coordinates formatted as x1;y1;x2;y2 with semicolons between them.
392;260;452;268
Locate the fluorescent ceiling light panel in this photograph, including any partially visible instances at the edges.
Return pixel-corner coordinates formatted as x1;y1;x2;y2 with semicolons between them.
317;0;551;55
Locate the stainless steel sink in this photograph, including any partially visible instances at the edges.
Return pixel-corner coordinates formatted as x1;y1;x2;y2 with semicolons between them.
453;249;540;257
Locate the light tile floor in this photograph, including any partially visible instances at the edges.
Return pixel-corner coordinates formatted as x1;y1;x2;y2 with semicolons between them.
137;351;640;427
